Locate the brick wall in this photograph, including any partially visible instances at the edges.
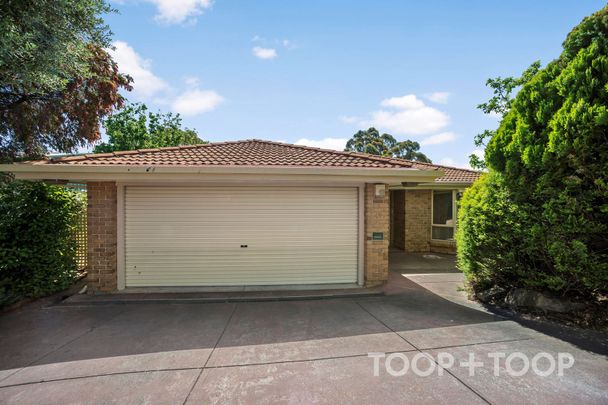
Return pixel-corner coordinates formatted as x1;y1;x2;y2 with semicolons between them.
430;240;457;254
404;189;432;252
87;181;117;292
364;183;389;285
402;189;457;254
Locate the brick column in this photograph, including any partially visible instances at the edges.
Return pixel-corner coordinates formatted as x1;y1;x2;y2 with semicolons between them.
404;189;432;252
87;181;117;292
364;183;389;285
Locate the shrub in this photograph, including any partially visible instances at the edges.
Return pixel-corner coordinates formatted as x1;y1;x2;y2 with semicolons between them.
456;171;608;298
457;7;608;300
0;181;85;304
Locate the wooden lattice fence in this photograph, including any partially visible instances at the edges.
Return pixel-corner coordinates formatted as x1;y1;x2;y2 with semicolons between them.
63;183;88;270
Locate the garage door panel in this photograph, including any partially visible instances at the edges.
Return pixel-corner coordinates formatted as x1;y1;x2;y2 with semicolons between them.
125;186;359;286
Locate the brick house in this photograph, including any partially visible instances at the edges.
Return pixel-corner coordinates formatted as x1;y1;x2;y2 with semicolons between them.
1;140;481;292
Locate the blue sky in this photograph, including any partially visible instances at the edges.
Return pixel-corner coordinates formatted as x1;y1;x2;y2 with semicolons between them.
100;1;605;168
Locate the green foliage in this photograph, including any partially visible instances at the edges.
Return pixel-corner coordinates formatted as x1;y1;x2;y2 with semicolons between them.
0;181;85;304
0;0;132;162
469;62;541;169
344;127;431;162
458;6;608;299
0;0;113;94
94;103;205;152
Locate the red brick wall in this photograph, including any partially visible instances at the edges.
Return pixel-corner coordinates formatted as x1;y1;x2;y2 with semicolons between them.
87;181;117;292
364;184;389;285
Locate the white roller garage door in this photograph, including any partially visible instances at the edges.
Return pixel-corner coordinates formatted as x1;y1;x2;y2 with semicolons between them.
124;186;359;287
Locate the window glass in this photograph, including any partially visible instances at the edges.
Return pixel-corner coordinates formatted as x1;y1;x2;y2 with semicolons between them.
432;191;453;225
432;226;454;240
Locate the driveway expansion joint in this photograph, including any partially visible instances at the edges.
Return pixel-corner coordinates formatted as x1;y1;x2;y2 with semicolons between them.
354;301;492;405
418;337;537;352
181;302;239;405
0;367;205;390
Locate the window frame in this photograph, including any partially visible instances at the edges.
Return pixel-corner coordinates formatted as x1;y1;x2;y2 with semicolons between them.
431;189;459;241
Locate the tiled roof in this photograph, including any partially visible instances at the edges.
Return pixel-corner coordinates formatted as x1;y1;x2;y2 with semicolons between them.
44;140;415;169
39;139;481;183
408;160;483;183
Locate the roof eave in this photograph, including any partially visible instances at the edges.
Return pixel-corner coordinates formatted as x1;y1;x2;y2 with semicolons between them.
0;164;443;185
390;181;476;190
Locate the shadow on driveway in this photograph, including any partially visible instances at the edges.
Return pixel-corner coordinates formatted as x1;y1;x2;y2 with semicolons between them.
0;256;606;404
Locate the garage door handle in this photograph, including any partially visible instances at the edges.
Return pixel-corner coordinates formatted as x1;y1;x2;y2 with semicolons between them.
240;245;248;248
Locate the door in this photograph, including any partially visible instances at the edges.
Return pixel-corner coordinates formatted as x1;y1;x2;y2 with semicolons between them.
124;186;359;286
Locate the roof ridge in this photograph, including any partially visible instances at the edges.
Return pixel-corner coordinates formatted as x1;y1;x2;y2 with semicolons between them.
248;139;413;168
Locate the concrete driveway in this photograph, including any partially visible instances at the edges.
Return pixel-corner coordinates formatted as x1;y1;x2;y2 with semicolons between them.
0;258;607;404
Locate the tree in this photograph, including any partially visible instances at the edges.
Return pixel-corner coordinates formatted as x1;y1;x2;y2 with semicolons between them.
94;103;205;152
0;0;132;162
344;127;431;162
457;6;608;300
469;62;541;169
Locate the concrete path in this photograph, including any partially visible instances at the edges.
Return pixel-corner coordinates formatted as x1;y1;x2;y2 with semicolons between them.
0;260;607;404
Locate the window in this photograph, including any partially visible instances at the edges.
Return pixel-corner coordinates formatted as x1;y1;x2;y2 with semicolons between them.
432;190;459;240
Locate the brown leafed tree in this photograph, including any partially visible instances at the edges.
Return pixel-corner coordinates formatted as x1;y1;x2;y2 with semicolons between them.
0;0;132;162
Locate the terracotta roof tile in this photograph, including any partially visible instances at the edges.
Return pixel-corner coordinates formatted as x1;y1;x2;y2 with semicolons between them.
406;160;483;183
42;139;481;183
46;140;414;169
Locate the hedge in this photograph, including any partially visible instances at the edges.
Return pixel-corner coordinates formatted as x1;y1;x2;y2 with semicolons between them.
0;181;85;305
457;7;608;300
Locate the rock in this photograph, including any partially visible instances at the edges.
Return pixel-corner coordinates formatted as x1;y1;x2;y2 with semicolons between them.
475;286;507;303
505;288;587;313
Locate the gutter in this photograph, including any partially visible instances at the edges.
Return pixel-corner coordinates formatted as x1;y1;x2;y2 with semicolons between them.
0;164;444;184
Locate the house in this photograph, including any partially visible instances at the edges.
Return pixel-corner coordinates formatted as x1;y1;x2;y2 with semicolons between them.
0;140;481;292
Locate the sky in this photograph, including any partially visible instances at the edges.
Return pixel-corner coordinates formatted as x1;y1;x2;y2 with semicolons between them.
98;0;606;168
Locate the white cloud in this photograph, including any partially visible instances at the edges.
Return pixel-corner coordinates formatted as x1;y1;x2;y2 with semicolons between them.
420;132;457;146
295;137;348;151
488;111;502;120
439;158;456;166
339;115;361;124
366;107;449;136
424;92;450;104
350;93;450;136
146;0;212;25
380;94;425;110
282;39;295;49
252;46;277;59
183;76;201;87
171;88;224;116
471;149;484;159
109;42;223;116
108;41;169;98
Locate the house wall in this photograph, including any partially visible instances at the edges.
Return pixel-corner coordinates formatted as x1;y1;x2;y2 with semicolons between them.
403;189;456;254
404;189;432;252
85;182;390;292
364;184;389;285
87;181;118;292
